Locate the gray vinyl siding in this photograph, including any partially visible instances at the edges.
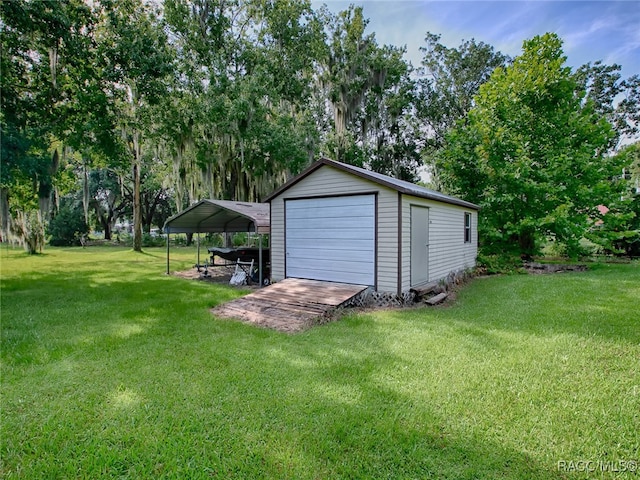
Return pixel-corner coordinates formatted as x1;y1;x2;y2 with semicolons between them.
270;165;399;292
400;196;477;290
270;163;478;294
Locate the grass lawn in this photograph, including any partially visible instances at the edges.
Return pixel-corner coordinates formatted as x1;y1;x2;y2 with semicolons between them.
1;246;638;479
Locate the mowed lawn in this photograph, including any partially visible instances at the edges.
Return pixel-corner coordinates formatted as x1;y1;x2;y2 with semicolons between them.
1;246;638;479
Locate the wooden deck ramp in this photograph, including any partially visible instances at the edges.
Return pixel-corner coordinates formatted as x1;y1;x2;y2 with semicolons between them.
211;278;368;333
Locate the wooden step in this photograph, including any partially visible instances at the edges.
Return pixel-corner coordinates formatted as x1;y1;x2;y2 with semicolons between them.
410;282;439;298
425;292;448;305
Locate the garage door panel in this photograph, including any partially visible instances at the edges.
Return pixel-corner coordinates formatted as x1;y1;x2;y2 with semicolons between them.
286;240;374;251
284;216;374;230
286;229;375;241
286;243;373;255
287;263;373;284
286;195;375;285
287;204;373;217
287;258;375;274
286;247;374;262
287;195;374;210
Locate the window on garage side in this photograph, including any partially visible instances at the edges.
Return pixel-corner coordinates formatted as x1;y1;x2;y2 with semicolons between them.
464;212;472;243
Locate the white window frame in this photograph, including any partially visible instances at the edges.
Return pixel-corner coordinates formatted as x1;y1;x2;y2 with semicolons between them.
464;212;472;243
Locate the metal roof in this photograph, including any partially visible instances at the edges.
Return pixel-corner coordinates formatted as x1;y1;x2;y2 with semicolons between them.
265;158;480;210
163;200;270;234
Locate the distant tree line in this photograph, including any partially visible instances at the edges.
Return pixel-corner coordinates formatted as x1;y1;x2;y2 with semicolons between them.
1;0;638;257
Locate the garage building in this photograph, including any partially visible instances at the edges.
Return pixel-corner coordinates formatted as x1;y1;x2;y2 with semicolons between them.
265;158;479;296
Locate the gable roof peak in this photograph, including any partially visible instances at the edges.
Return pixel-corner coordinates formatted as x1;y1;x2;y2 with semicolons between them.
265;158;479;210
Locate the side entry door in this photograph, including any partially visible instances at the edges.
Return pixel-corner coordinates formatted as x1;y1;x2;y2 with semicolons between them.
411;205;429;286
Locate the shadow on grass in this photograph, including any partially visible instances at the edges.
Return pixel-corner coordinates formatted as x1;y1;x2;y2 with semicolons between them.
2;254;635;479
189;325;565;479
2;267;563;478
0;266;247;366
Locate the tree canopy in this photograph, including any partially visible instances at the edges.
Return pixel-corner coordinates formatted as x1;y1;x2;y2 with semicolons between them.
1;3;638;258
437;33;626;258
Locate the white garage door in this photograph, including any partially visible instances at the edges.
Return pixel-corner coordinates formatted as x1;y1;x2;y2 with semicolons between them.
285;195;375;285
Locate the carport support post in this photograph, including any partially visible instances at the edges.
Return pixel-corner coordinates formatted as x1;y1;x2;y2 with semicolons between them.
166;228;170;275
258;234;263;287
197;232;200;268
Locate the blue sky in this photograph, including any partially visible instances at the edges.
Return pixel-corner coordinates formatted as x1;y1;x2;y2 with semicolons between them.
311;1;640;78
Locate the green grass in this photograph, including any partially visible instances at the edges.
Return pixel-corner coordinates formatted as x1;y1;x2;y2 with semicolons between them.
1;246;639;479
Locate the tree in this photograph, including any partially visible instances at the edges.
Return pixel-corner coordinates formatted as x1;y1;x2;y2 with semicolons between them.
587;143;640;256
315;5;417;178
87;168;130;240
438;33;619;258
573;61;640;146
317;5;378;164
97;0;174;251
415;33;508;188
133;150;172;234
163;0;323;204
0;0;97;252
362;50;419;180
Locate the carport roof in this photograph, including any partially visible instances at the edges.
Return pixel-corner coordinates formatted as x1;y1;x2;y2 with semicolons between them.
163;200;270;234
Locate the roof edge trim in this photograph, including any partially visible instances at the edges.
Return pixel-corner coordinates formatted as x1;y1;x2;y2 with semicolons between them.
264;158;480;210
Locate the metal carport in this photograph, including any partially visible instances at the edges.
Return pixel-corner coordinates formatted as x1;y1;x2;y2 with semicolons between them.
163;200;270;285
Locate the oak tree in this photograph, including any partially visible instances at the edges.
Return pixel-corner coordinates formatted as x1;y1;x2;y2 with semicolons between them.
439;33;620;258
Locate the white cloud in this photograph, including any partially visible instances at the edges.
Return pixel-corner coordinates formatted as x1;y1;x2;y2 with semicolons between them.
311;0;640;76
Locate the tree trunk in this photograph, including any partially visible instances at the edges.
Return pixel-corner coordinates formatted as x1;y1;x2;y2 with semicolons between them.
103;203;113;241
82;159;90;225
141;191;161;233
518;227;537;260
97;212;108;239
133;160;142;251
0;187;10;242
132;132;143;252
104;219;112;241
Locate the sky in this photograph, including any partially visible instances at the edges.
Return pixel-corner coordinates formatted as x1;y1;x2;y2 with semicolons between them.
310;0;640;78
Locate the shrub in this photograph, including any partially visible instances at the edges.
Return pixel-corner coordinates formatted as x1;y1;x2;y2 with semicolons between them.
142;233;165;247
476;253;524;275
48;203;89;246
